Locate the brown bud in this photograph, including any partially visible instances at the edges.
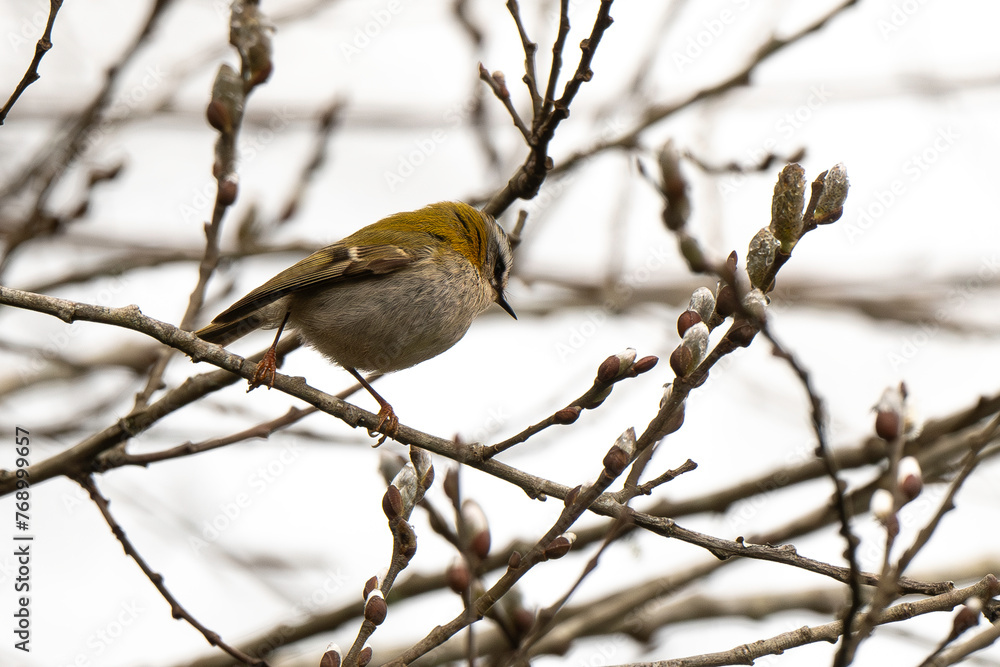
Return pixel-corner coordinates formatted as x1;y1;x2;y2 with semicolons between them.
715;284;738;318
396;520;418;560
596;354;622;384
512;607;536;636
658;140;690;231
951;599;983;640
603;446;629;477
446;559;470;594
470;529;491;560
564;484;582;507
383;485;403;520
632;355;658;375
897;457;922;502
364;591;387;625
875;410;901;441
363;575;379;601
553;406;582;425
726;251;738;276
677;310;702;338
444;466;460;504
320;645;342;667
884;513;899;538
726;321;758;348
461;500;490;559
899;474;921;502
357;646;373;667
544;533;576;560
669;345;693;377
206;100;230;132
508;550;522;569
218;176;238;206
248;60;273;89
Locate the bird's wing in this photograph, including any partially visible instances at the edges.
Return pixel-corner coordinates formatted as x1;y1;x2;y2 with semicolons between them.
207;243;416;325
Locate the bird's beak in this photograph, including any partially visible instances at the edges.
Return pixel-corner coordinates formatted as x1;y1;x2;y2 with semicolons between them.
496;291;517;319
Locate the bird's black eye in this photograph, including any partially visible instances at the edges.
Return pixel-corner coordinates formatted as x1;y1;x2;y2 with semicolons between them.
493;254;508;286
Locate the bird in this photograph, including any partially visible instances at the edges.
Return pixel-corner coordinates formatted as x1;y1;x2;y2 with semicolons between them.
195;201;515;443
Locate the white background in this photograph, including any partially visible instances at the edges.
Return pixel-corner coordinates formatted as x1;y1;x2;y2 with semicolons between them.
1;1;999;666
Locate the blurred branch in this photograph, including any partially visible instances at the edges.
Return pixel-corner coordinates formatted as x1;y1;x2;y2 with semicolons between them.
764;324;863;659
98;405;318;469
551;0;858;178
842;414;1000;663
0;0;174;274
135;0;276;410
650;575;999;667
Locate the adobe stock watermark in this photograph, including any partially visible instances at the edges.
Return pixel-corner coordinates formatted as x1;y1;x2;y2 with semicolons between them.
340;0;403;62
43;63;168;182
68;599;146;666
886;252;998;370
249;568;350;658
179;106;295;222
554;244;673;361
189;438;304;553
383;96;487;192
575;635;627;667
718;84;833;199
672;0;753;72
842;126;959;244
466;406;508;444
727;438;816;531
7;10;52;52
876;0;930;40
518;116;628;219
17;276;130;385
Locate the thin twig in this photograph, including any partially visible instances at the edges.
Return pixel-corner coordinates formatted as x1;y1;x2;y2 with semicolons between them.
0;0;174;274
764;326;863;667
605;576;999;667
0;0;64;125
844;415;1000;663
505;0;541;115
540;0;572;124
78;474;270;666
100;406;318;469
512;510;634;659
548;0;858;180
478;63;531;141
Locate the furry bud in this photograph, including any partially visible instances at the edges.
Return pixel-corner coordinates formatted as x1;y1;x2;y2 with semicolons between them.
813;163;850;225
770;163;807;252
747;227;780;290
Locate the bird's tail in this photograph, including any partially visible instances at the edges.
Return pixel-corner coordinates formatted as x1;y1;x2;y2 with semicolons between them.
194;313;270;347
